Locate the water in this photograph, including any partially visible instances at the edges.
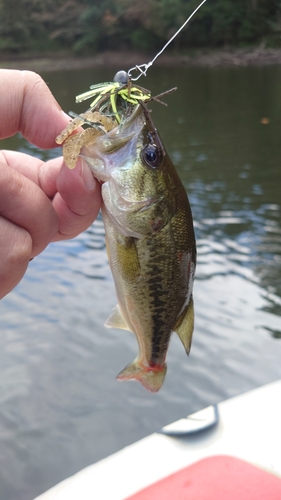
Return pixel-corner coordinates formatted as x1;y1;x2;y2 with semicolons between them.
1;64;281;500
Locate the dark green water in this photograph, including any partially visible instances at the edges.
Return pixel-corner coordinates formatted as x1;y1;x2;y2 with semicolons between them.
0;65;281;500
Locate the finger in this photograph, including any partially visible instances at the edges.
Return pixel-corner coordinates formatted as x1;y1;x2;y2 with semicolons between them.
0;151;102;240
0;162;58;256
0;150;62;199
0;216;32;299
0;69;70;148
1;150;101;208
52;159;102;240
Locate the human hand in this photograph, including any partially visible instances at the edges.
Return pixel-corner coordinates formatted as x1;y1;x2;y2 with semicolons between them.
0;69;102;299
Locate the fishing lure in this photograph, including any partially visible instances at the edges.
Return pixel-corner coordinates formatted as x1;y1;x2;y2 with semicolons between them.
56;0;208;131
75;72;151;124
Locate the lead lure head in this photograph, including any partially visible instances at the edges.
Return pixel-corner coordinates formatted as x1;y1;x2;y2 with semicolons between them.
113;70;130;85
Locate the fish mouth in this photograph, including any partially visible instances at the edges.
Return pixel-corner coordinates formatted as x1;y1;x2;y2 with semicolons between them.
81;104;146;182
99;105;145;153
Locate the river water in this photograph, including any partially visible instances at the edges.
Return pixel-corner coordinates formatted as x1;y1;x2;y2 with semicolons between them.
1;64;281;500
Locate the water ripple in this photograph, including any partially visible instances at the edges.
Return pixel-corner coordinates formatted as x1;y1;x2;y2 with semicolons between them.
1;65;281;500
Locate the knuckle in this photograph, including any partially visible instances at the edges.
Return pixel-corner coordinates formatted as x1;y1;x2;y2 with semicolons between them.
0;167;23;210
0;227;32;299
8;228;32;266
23;71;46;94
8;170;23;199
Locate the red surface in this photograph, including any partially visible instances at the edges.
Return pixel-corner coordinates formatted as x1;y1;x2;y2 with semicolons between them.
126;455;281;500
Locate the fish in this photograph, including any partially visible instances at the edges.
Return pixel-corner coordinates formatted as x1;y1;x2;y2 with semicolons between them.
79;103;196;392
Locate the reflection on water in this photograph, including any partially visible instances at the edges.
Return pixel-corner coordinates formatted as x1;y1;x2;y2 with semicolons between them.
1;65;281;500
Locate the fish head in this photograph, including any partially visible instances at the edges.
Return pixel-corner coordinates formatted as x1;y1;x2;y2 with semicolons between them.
82;105;180;238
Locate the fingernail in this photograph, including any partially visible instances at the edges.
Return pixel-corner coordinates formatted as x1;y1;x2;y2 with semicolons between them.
80;158;96;191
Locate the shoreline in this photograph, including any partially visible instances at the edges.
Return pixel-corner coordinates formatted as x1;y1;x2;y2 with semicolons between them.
1;47;281;73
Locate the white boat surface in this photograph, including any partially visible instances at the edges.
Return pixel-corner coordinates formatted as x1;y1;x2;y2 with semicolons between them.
34;379;281;500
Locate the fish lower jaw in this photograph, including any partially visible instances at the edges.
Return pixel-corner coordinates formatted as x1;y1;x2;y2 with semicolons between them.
116;359;167;393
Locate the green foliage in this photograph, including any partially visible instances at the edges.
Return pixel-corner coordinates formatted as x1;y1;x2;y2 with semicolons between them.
74;0;124;52
176;0;280;47
0;0;281;55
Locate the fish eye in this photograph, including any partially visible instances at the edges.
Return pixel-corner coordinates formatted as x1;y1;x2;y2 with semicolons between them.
142;145;162;168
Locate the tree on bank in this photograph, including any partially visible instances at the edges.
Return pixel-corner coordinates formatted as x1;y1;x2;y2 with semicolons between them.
0;0;280;55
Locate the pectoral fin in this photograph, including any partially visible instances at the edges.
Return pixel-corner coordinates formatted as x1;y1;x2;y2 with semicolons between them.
105;304;131;331
116;236;140;283
174;296;194;355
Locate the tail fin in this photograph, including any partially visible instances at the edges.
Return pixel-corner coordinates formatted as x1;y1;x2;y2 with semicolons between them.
117;360;167;392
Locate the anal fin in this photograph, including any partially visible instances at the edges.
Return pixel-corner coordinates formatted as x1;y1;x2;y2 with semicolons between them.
174;296;194;355
104;304;131;331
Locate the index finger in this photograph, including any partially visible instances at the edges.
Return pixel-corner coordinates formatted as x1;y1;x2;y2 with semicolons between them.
0;69;70;149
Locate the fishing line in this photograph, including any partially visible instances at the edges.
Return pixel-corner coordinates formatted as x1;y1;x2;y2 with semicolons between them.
128;0;207;81
61;0;208;125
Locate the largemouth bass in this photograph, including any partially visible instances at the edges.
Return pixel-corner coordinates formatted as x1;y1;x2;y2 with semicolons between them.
80;104;196;392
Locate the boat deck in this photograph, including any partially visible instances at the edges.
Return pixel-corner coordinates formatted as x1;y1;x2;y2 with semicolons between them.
35;380;281;500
